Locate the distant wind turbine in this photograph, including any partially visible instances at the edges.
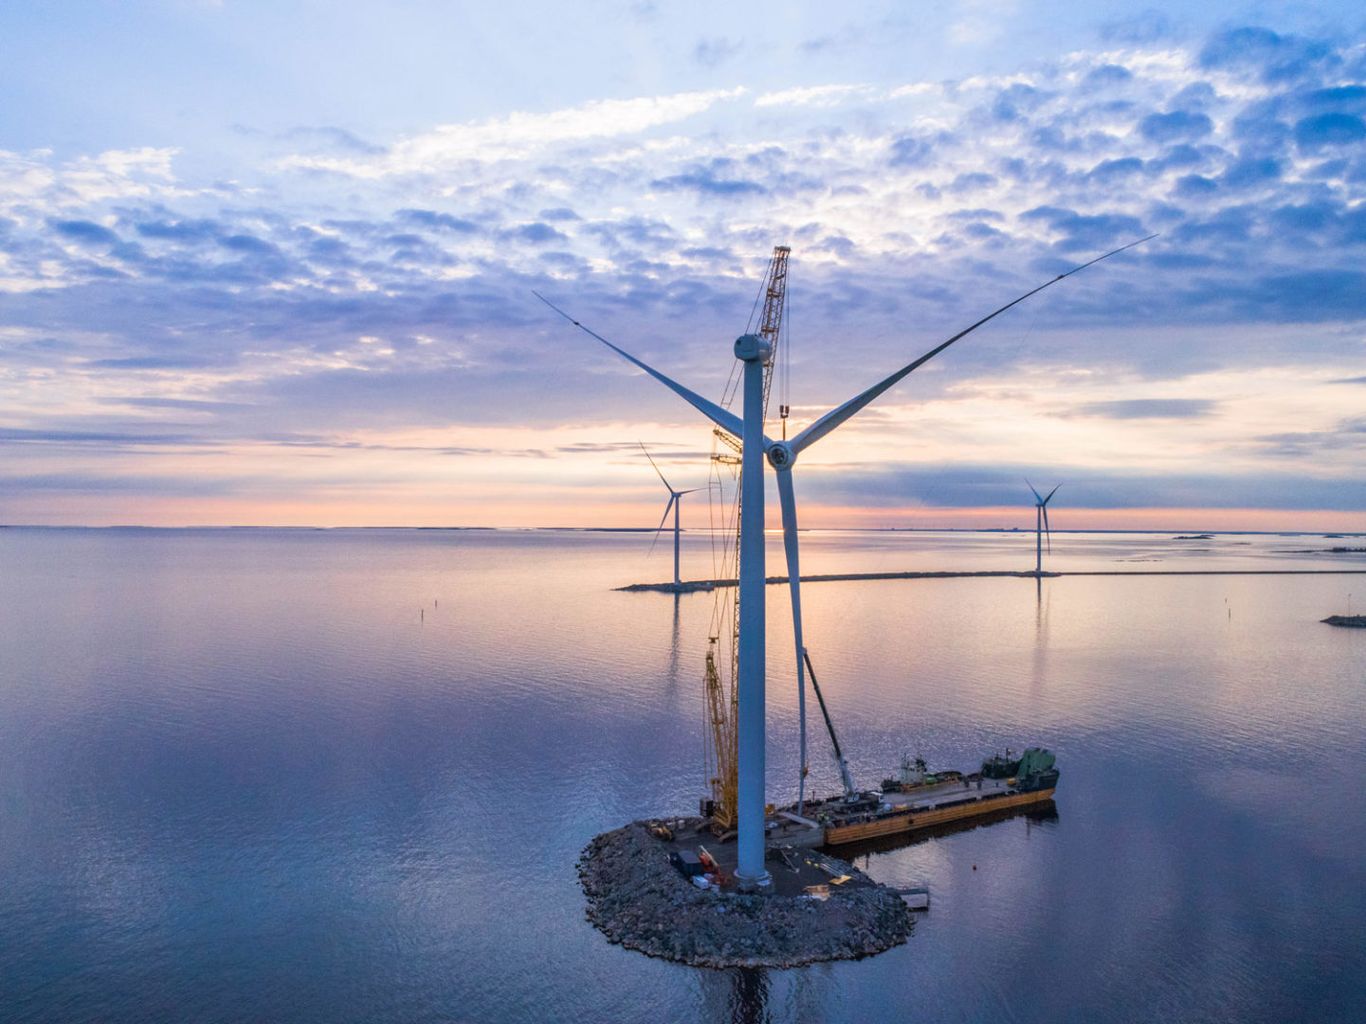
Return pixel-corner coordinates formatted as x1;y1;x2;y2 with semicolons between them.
538;233;1154;887
1028;480;1061;576
640;442;703;591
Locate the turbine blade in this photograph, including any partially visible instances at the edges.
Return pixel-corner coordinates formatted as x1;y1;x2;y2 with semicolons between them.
776;469;807;779
1043;504;1052;554
535;292;744;439
789;235;1157;455
647;494;675;557
1026;478;1043;503
1044;483;1061;504
676;487;706;495
637;441;672;491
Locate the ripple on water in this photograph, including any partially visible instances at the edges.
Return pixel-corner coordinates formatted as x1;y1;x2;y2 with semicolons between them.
0;528;1362;1024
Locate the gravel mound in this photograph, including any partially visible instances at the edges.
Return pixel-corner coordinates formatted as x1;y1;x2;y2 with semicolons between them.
578;821;912;969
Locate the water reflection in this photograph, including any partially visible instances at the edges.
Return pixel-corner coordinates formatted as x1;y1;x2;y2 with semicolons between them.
1031;579;1051;702
727;969;769;1024
668;593;683;689
0;528;1362;1024
840;804;1060;863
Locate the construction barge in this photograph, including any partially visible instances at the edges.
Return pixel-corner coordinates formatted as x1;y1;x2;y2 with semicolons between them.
701;644;1061;851
767;748;1060;848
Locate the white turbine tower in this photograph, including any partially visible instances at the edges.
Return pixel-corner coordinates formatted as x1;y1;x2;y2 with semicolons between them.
1028;481;1061;576
539;235;1151;887
640;442;703;591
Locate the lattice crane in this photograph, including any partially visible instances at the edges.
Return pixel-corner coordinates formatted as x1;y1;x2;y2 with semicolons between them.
701;245;791;832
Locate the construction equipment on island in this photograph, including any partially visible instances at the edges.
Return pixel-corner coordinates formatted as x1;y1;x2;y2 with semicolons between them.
548;239;1143;882
691;247;1061;850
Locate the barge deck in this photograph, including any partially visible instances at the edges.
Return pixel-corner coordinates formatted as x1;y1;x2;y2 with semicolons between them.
773;747;1061;848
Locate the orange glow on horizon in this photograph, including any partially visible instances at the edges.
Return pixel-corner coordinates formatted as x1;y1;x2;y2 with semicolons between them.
5;494;1364;534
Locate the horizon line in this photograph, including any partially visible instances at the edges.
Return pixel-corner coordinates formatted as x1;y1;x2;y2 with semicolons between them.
3;524;1363;537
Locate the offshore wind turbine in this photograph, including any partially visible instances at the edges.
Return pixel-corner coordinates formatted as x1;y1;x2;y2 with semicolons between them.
538;234;1152;887
639;442;703;591
1028;481;1061;576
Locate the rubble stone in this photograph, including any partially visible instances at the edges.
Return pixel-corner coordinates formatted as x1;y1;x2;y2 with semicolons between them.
578;821;912;969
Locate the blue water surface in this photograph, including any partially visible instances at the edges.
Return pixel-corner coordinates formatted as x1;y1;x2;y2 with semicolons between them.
1;527;1363;1023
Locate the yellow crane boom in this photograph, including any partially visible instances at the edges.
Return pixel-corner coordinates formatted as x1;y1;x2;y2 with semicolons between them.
702;637;738;830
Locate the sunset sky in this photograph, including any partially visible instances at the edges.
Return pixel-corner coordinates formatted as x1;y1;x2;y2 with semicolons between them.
2;1;1365;530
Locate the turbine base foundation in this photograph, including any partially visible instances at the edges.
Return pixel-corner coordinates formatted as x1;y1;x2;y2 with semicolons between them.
578;819;912;969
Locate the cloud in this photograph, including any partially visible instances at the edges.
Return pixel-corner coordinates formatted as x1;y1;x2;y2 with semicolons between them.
1252;416;1366;457
801;463;1366;511
7;23;1366;525
0;471;239;496
1073;399;1218;419
501;222;568;244
1198;26;1333;82
650;163;766;197
218;233;279;256
1293;113;1366;150
282;125;386;155
1174;173;1219;198
396;209;480;233
86;354;226;370
49;219;120;245
1299;85;1366;116
3;148;181;214
948;171;997;193
1089;157;1145;183
1020;207;1147;250
134;217;220;242
1139;110;1214;143
1083;63;1135;88
276;88;746;176
888;134;934;168
755;84;870;108
102;396;254;412
1220;155;1281;187
991;83;1048;122
693;37;741;68
0;427;205;446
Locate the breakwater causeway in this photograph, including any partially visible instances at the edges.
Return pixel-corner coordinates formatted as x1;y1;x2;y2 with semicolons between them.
619;568;1366;593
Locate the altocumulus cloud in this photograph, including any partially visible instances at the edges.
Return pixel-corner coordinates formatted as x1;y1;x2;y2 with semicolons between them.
1;22;1365;518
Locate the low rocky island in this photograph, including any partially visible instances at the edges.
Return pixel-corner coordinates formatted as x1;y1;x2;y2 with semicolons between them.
1322;615;1366;628
579;819;913;968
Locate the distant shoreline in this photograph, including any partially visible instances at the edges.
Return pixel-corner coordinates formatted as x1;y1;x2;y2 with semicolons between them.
2;524;1362;538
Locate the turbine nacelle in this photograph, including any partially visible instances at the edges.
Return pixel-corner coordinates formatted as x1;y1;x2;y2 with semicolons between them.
1028;480;1062;508
734;333;772;364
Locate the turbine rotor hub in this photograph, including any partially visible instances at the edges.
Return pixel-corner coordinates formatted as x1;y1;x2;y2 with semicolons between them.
766;441;795;470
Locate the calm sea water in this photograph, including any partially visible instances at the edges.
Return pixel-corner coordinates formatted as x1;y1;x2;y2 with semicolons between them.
1;527;1363;1023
